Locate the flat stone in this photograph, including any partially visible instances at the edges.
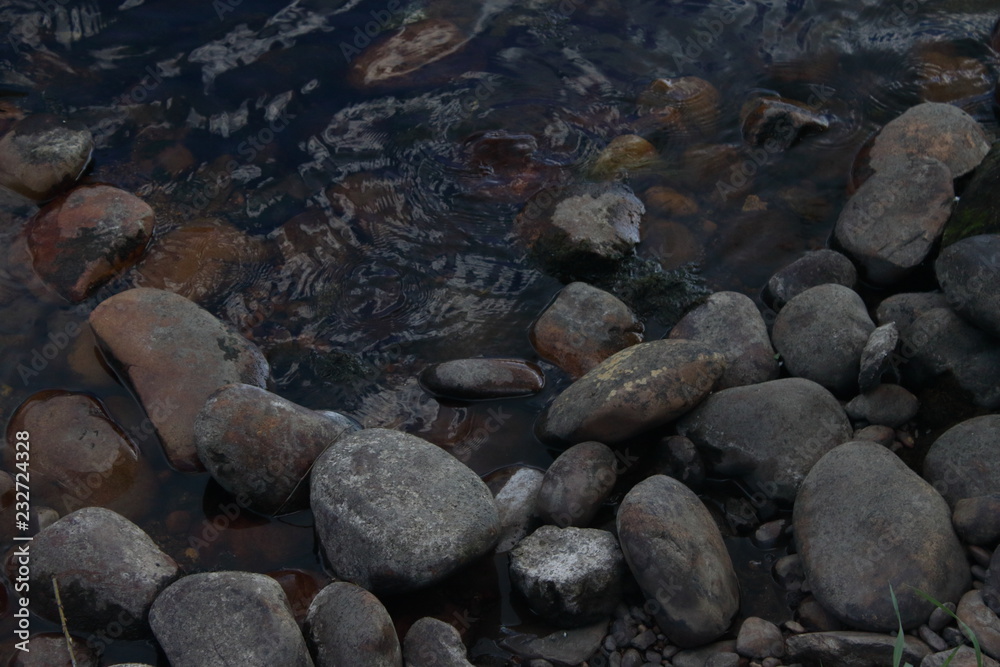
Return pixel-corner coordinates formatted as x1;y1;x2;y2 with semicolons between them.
617;475;739;647
936;233;1000;338
921;645;1000;667
510;525;624;627
29;507;178;638
419;358;545;400
677;377;852;502
0;114;93;200
304;581;402;667
668;291;778;389
149;571;313;667
765;249;858;310
530;282;644;379
957;590;1000;661
536;441;617;528
350;19;468;89
26;184;155;302
785;631;931;667
859;323;901;392
536;339;725;444
89;288;269;471
794;442;969;631
924;415;1000;505
310;428;499;593
671;640;738;667
194;383;359;515
502;619;609;666
844;384;919;427
836;156;954;285
772;284;875;395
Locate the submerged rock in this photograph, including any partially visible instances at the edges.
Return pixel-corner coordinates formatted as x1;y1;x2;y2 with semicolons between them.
509;525;624;627
89;288;269;471
150;571;314;667
419;358;545;400
515;182;644;275
794;442;969;631
536;339;725;444
677;377;851;502
195;383;359;515
740;97;829;150
589;134;658;179
349;19;468;89
634;76;721;140
0;114;93;201
26;184;155;302
29;507;178;638
311;428;499;593
617;475;739;647
530;281;643;379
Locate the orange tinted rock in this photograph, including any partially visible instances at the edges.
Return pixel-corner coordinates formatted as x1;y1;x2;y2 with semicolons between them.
589;135;658;179
635;77;721;139
350;19;468;89
26;184;154;302
643;186;699;217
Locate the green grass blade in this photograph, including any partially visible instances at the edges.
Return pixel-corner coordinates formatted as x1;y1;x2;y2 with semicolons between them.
891;584;907;667
909;587;983;667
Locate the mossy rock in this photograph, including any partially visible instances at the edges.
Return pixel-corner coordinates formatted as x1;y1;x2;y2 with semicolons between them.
942;140;1000;246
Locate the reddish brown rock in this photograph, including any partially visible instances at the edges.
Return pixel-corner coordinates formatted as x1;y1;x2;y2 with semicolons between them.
194;383;359;514
419;358;544;400
88;288;270;471
0;114;93;201
530;282;643;379
4;391;146;517
740;97;829;149
349;19;468;89
589;135;658;179
634;77;721;139
26;184;155;301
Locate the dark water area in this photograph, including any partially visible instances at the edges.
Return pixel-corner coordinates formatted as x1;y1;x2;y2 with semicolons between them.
0;0;997;663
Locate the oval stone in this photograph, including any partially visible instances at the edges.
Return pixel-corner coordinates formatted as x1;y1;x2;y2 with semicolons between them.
419;358;544;400
304;581;402;667
0;114;93;201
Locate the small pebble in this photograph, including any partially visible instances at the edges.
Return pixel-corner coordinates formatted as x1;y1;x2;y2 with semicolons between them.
784;620;806;634
942;626;969;647
622;648;644;667
852;424;895;447
645;648;663;663
706;651;741;667
928;602;956;633
662;645;679;659
969;545;993;569
605;636;618;652
918;624;949;652
632;629;657;651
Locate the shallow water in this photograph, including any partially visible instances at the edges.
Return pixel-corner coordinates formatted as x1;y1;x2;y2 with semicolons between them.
0;0;997;662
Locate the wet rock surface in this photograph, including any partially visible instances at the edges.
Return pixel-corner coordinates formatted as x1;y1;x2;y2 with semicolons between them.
617;475;739;647
493;466;545;553
194;383;359;514
25;184;155;302
836;156;954;285
530;282;643;379
509;525;624;627
88;287;270;471
924;415;1000;505
740;96;830;149
0;114;93;201
677;377;852;502
772;284;875;395
350;19;468;89
535;441;617;528
149;571;314;667
311;428;499;593
304;581;402;667
668;290;778;389
794;442;969;631
764;249;857;310
29;507;178;637
419;358;545;400
536;339;725;444
936;233;1000;338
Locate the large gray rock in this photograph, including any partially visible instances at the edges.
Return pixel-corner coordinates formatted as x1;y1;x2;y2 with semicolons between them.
765;249;858;310
668;291;778;389
836;156;954;285
304;581;402;667
530;282;644;379
28;507;177;638
794;442;969;631
936;234;1000;338
785;631;931;667
0;114;93;200
149;571;313;667
772;284;875;395
311;428;500;593
509;525;624;627
536;441;617;528
402;617;473;667
536;339;725;444
195;383;358;515
677;378;852;502
89;288;269;472
617;475;739;647
924;415;1000;505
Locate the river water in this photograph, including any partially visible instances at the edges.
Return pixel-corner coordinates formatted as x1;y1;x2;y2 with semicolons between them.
0;0;997;663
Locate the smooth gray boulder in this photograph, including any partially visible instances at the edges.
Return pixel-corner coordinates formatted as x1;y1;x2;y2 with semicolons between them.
494;467;545;553
772;284;875;395
936;233;1000;338
677;378;852;502
304;581;402;667
924;415;1000;505
668;291;779;389
149;571;313;667
509;525;624;627
844;384;919;427
617;475;739;647
28;507;177;638
765;249;857;310
311;428;500;593
794;442;969;631
536;441;617;528
403;617;474;667
536;339;725;444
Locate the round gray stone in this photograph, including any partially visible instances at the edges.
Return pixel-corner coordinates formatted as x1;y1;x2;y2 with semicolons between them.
936;233;1000;338
844;384;919;427
536;441;617;528
924;415;1000;505
403;617;473;667
765;249;858;310
304;581;402;667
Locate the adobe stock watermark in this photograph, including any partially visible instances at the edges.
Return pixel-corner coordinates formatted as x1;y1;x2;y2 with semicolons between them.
338;0;404;62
